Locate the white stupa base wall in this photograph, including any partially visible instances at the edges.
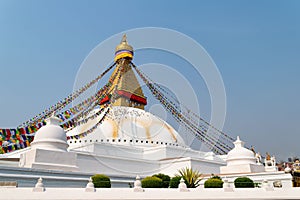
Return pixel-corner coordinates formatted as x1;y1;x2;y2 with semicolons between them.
265;166;278;172
19;148;78;172
75;151;160;176
159;157;222;176
220;163;265;174
65;142;225;176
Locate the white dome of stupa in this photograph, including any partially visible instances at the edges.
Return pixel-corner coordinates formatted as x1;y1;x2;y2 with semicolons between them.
67;106;185;148
30;116;68;152
226;136;256;166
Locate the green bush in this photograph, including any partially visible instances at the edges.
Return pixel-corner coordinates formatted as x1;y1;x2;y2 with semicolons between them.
91;174;111;188
204;178;224;188
153;173;170;188
169;176;188;188
169;176;181;188
234;177;254;188
141;176;163;188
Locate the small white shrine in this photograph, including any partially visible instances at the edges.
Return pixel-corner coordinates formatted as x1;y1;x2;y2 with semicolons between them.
216;136;292;189
220;136;265;174
19;116;78;172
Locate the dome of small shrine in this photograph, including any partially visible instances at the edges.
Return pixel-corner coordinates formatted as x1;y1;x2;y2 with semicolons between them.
31;116;68;152
226;136;256;166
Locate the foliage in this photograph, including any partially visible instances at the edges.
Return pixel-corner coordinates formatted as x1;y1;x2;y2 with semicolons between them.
169;176;189;188
204;178;224;188
234;177;254;188
211;175;222;180
141;176;163;188
91;174;111;188
175;167;202;188
152;173;170;188
169;176;183;188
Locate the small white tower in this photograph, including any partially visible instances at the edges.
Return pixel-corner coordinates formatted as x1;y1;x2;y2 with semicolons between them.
19;116;78;171
220;136;265;174
30;116;68;151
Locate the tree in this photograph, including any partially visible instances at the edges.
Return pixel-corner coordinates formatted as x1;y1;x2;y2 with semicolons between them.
175;167;202;188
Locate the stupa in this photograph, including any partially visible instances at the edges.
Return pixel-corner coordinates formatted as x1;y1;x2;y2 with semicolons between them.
19;116;78;171
220;136;265;174
63;35;225;176
0;35;226;187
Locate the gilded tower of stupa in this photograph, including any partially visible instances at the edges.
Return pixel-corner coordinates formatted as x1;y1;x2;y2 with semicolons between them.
100;35;147;110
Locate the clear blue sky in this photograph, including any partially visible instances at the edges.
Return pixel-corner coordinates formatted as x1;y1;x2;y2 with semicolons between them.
0;0;299;160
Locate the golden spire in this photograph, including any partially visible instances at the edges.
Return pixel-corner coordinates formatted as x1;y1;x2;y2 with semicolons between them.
100;35;146;110
114;34;134;61
122;34;127;42
121;34;128;45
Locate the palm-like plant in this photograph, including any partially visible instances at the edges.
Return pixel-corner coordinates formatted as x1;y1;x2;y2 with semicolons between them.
175;167;202;188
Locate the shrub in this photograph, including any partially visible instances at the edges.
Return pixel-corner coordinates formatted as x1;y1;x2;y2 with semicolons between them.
234;177;254;188
153;173;170;188
170;176;181;188
169;176;187;188
169;176;189;188
204;178;224;188
91;174;111;188
175;167;202;188
169;176;182;188
141;176;163;188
